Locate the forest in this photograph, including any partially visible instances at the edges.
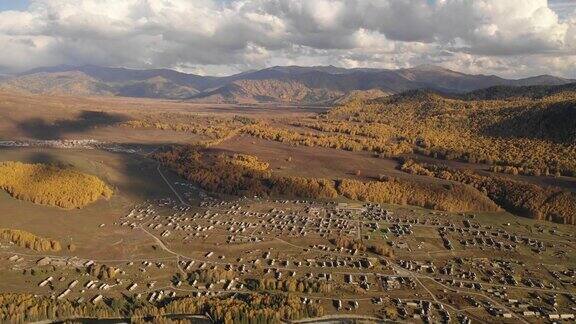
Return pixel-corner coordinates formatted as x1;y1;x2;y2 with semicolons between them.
0;162;113;209
123;114;255;146
0;228;61;252
189;268;236;285
0;292;324;323
336;178;499;213
247;277;334;294
153;146;338;200
322;90;576;176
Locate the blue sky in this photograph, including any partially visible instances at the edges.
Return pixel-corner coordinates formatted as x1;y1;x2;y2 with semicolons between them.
549;0;576;18
1;0;574;17
0;0;29;11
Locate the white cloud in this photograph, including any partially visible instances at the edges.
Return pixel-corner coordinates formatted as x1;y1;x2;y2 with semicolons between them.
0;0;574;78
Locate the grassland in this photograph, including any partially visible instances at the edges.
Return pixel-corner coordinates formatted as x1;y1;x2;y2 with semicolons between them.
0;147;175;261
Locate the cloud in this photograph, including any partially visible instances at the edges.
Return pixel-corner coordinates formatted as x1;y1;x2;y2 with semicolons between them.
0;0;574;78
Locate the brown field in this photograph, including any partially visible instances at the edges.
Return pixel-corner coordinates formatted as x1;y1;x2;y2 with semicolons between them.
0;91;321;136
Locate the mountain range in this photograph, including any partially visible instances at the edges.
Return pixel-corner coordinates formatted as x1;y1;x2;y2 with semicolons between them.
0;64;573;104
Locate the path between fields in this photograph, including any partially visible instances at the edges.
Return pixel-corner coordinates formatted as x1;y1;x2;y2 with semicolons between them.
137;224;186;275
156;163;189;206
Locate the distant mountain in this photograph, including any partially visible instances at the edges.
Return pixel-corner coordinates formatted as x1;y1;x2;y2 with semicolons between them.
191;79;346;104
0;65;217;99
0;64;573;103
18;64;219;90
0;71;114;96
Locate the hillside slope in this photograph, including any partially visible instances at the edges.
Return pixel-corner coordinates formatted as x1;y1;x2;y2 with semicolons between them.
240;83;576;224
0;71;114;96
191;79;345;104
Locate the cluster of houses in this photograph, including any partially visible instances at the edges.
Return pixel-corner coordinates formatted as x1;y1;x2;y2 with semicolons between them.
5;195;573;323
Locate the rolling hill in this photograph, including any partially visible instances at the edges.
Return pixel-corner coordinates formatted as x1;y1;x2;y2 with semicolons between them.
0;71;114;97
0;64;573;104
263;83;576;224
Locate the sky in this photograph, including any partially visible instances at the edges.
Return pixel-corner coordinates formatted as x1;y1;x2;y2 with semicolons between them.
0;1;29;11
0;0;575;78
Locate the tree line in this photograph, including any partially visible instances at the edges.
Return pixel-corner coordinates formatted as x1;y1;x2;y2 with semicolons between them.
400;159;576;225
336;178;499;213
153;146;338;200
0;228;61;252
0;292;324;323
123;114;256;142
247;277;333;294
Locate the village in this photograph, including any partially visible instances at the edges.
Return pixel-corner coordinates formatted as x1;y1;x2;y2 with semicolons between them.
2;182;575;323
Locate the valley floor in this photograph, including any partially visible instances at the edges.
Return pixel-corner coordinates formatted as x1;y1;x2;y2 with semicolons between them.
0;92;574;322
